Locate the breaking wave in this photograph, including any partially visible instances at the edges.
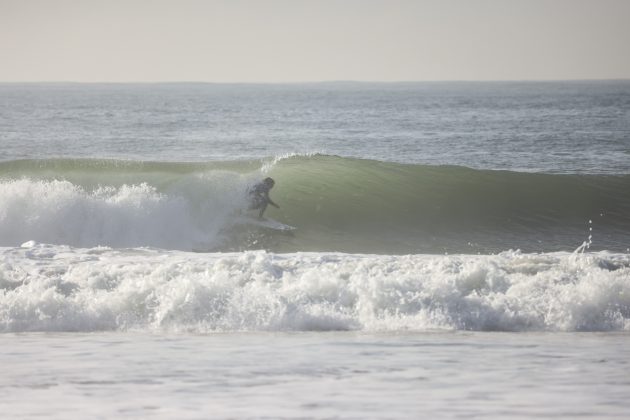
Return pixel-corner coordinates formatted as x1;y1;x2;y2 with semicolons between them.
1;155;629;253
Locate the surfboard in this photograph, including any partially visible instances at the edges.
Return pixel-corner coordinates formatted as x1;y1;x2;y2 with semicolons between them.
239;216;296;231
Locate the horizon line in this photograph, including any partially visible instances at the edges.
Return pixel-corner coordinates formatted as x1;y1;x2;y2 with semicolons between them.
1;78;629;85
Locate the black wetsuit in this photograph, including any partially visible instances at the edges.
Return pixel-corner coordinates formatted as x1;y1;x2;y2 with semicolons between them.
248;182;277;218
249;183;270;209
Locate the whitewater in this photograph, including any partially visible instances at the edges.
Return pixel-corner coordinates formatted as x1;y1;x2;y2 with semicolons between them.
1;82;629;418
2;242;630;333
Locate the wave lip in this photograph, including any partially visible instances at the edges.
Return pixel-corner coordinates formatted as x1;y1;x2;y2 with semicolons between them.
1;244;629;333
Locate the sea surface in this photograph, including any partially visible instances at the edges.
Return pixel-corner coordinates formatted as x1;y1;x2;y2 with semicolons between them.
1;81;629;418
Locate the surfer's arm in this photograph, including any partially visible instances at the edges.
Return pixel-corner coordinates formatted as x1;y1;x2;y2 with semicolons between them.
264;192;279;208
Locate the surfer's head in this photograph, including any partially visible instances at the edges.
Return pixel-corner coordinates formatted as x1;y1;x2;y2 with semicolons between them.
263;177;275;188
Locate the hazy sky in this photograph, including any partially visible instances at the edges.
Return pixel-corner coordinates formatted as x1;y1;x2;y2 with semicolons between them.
1;0;629;82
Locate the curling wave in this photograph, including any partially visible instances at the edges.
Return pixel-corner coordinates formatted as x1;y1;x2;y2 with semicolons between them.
0;155;629;253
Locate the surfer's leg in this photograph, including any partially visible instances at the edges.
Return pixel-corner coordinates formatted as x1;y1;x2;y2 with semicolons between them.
249;195;263;211
258;202;268;219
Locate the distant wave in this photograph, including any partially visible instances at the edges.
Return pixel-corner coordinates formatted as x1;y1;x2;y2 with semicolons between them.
1;155;629;253
1;243;629;333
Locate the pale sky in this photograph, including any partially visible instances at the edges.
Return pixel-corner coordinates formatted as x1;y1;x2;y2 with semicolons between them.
1;0;629;82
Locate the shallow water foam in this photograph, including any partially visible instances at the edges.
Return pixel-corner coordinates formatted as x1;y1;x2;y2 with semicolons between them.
2;243;628;333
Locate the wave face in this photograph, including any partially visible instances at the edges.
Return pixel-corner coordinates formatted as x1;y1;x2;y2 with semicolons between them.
1;155;629;253
1;243;629;333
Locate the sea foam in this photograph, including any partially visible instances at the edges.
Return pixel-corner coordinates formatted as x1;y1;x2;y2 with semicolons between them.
0;172;253;250
1;243;628;333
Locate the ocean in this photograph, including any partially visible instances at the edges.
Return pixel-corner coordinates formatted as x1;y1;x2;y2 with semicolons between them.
1;81;629;418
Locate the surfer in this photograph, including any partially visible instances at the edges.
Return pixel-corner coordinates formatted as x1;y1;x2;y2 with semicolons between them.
248;177;279;218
